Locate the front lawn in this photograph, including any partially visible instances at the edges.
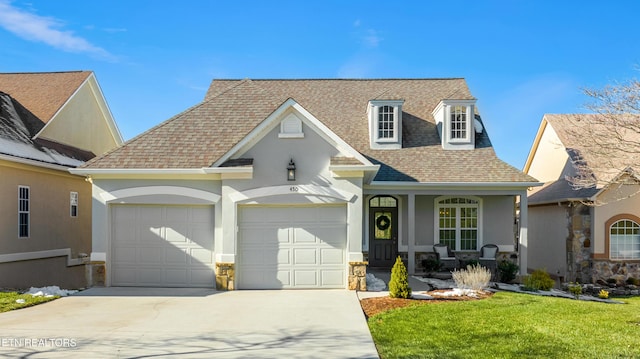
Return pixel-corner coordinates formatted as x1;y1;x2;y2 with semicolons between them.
368;292;640;358
0;291;58;313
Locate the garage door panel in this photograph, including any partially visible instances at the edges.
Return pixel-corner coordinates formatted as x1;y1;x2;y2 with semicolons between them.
294;270;318;286
111;205;215;288
165;226;188;243
165;248;188;264
191;248;213;264
293;228;316;243
321;248;344;264
139;247;163;263
238;205;346;289
321;270;345;286
293;248;317;265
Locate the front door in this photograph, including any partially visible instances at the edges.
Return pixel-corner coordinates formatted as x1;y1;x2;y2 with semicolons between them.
369;196;398;267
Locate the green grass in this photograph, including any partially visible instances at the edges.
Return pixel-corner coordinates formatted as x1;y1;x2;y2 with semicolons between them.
0;291;58;313
368;292;640;358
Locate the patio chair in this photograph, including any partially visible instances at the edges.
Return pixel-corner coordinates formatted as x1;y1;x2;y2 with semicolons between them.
478;244;499;279
433;243;458;271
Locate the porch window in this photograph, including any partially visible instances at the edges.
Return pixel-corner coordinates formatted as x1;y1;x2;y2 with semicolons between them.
610;219;640;260
435;197;480;251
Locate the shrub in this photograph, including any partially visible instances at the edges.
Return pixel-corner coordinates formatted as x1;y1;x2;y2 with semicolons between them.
497;260;519;283
567;282;582;299
452;264;491;291
522;269;555;291
422;258;443;273
598;289;610;299
389;256;412;299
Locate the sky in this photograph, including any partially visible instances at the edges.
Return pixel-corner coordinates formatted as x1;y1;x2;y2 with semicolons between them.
1;0;639;169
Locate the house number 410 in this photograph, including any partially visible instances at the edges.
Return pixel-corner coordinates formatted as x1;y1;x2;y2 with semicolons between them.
290;186;299;192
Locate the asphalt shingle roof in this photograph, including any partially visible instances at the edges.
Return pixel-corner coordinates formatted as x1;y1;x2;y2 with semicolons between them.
0;71;92;123
85;78;535;183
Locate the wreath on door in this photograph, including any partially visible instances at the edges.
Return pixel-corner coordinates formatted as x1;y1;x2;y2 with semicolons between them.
376;215;391;231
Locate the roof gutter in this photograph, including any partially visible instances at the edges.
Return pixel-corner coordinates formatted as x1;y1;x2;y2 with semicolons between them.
1;153;75;172
69;166;254;177
368;181;543;189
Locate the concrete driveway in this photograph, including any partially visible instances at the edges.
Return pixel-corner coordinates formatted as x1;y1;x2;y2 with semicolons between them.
0;288;379;358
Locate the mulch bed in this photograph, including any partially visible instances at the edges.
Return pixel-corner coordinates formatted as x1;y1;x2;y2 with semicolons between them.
360;289;494;318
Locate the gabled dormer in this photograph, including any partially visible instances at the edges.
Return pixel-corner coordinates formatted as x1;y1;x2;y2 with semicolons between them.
368;99;404;149
432;99;477;150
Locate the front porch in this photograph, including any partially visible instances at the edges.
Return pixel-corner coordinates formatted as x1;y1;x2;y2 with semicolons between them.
362;187;531;276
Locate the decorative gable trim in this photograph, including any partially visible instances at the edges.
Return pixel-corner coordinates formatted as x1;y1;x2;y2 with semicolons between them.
211;98;376;170
278;113;304;138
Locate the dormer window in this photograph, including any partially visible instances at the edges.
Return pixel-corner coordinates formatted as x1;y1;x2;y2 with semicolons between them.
450;105;468;141
432;99;476;150
368;100;404;149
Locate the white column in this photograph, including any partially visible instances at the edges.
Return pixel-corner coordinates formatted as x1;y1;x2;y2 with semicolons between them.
408;193;415;274
518;191;528;275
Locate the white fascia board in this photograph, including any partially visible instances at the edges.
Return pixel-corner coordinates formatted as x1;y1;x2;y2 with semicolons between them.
328;165;380;172
212;98;375;168
86;73;124;144
368;181;543;190
203;166;253;174
69;168;208;176
0;153;75;172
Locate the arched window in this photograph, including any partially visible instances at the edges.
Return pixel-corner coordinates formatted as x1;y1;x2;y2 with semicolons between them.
610;219;640;260
435;197;481;251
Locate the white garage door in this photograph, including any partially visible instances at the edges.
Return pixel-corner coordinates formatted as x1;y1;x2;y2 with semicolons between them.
237;205;347;289
111;205;215;287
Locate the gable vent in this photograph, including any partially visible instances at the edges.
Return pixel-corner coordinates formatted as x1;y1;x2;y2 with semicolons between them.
279;113;304;138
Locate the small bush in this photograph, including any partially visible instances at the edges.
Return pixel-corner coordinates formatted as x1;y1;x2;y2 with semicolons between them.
598;289;610;299
522;269;555;291
626;277;640;286
452;264;491;291
568;282;582;299
389;256;412;299
497;260;519;283
422;258;443;273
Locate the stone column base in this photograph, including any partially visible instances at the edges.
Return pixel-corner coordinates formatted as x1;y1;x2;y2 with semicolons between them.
86;261;105;287
348;261;368;290
215;262;235;290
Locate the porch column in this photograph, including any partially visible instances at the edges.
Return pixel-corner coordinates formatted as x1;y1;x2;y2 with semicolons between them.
519;191;528;275
408;193;415;274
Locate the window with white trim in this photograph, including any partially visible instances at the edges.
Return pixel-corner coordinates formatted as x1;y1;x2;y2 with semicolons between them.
610;219;640;260
450;105;468;140
435;197;480;251
18;186;29;238
378;105;395;139
70;192;78;217
368;100;404;149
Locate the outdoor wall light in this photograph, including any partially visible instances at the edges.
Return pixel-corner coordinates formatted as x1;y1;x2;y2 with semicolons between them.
287;159;296;181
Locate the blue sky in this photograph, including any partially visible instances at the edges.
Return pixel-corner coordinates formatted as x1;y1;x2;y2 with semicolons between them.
1;0;639;169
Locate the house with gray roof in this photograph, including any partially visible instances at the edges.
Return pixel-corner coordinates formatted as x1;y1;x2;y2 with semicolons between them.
0;71;122;289
524;114;640;284
73;78;538;290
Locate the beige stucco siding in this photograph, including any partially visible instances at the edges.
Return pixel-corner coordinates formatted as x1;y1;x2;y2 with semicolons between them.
38;79;119;155
482;196;517;247
527;122;569;183
0;160;91;256
528;204;568;274
593;183;640;256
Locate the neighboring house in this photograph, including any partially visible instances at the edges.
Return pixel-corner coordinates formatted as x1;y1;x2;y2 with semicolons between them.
72;78;538;290
0;71;123;289
524;114;640;284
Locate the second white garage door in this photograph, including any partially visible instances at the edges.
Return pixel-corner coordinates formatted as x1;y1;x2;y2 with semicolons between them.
111;205;215;287
237;205;347;289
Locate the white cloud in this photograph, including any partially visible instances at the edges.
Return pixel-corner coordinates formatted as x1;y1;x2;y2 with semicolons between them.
363;29;382;48
0;0;115;61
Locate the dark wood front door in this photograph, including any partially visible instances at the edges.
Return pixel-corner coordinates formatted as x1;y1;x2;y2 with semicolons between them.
369;207;398;267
